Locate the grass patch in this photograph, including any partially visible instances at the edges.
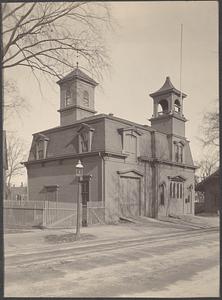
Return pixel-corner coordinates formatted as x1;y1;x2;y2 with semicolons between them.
44;233;96;244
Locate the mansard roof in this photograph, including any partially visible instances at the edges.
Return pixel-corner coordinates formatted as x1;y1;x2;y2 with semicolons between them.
149;76;187;98
57;68;98;86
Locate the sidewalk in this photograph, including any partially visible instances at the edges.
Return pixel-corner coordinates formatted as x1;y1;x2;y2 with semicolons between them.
4;215;219;257
158;214;219;229
4;218;182;255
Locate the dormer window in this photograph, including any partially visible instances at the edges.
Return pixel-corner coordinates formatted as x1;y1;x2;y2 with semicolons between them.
77;123;95;153
35;134;49;160
65;88;72;106
118;126;142;161
83;90;89;106
80;132;89;152
37;140;44;159
173;141;184;163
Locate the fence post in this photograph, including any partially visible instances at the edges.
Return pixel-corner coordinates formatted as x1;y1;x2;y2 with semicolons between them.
43;201;46;227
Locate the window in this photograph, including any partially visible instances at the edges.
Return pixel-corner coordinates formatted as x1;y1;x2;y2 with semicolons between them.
174;99;181;113
35;134;49;160
65;88;72;106
77;123;95;153
158;99;168;115
81;181;89;205
160;184;165;205
170;182;173;197
125;134;137;160
177;183;180;198
80;132;89;152
174;141;184;163
178;143;183;163
174;143;179;162
37;140;44;159
83;90;89;106
44;185;59;202
185;195;190;203
169;176;185;200
170;181;183;199
173;182;176;198
180;184;183;198
118;126;142;160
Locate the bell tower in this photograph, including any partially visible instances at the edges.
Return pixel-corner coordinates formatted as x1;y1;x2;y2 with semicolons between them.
57;68;98;126
149;76;187;137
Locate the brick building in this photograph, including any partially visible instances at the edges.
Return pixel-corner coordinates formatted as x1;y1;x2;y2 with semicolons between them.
24;68;196;224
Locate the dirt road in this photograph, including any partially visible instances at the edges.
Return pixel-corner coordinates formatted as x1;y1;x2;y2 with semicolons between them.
4;226;219;297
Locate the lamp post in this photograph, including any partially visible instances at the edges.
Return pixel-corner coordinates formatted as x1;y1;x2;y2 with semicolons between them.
75;160;84;239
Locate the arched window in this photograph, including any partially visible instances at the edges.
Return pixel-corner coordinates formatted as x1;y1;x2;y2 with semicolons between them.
175;144;179;162
65;88;72;106
83;90;89;106
174;141;184;163
169;177;184;200
178;143;184;163
160;184;165;205
158;99;168;115
174;99;181;113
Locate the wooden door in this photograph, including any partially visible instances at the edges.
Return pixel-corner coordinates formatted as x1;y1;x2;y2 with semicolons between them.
120;177;140;217
81;181;89;226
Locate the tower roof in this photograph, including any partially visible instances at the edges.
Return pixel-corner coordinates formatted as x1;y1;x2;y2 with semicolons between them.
57;68;98;86
149;76;187;98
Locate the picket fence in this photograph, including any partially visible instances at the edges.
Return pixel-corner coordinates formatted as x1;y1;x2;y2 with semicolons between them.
4;200;105;228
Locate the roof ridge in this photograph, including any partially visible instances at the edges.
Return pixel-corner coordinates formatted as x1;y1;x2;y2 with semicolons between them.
57;68;98;86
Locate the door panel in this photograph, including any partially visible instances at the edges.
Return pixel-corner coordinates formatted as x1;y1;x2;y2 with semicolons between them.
81;181;89;226
120;177;140;217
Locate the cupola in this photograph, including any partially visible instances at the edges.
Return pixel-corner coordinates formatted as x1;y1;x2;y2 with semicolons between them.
57;68;98;126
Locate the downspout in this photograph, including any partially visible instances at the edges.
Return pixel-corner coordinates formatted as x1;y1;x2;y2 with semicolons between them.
144;161;147;216
99;152;105;205
151;131;158;218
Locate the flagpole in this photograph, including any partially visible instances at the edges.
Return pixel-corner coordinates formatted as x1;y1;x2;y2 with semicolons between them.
179;24;183;104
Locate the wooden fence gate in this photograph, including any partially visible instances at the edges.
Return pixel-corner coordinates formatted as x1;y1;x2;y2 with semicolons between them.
4;200;105;228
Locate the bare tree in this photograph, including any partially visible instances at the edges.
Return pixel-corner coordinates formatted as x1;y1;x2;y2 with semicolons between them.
6;133;28;197
195;100;219;180
2;2;113;80
195;153;218;181
199;101;219;149
4;78;29;123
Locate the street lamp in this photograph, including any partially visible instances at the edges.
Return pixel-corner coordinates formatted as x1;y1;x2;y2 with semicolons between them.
75;160;84;239
75;160;84;177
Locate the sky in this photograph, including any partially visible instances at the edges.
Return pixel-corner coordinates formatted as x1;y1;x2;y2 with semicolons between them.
4;1;218;186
